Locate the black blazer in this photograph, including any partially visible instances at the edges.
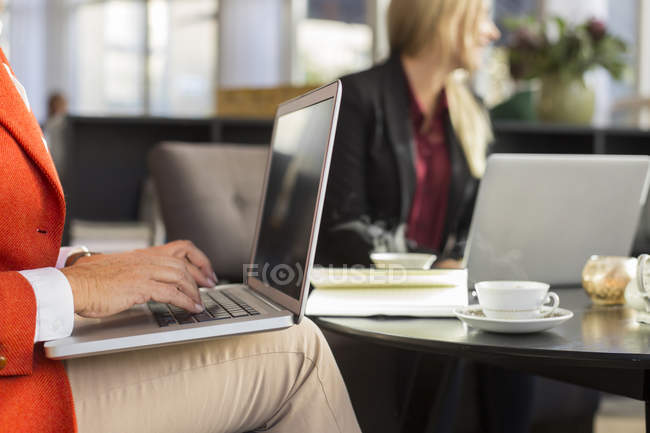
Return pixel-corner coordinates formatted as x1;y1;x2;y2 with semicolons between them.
316;54;486;267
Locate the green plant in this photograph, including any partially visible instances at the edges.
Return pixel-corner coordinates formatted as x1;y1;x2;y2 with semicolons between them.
504;15;627;82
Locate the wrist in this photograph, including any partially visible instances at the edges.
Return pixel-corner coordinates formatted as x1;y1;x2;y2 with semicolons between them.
61;267;88;314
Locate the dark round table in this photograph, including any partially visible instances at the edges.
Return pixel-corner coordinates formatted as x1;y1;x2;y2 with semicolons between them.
313;288;650;432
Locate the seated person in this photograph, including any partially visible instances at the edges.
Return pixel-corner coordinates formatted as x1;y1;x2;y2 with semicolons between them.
315;1;535;432
317;0;498;269
0;16;361;432
43;91;69;180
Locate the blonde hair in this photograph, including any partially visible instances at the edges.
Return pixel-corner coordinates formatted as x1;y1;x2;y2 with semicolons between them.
388;0;493;178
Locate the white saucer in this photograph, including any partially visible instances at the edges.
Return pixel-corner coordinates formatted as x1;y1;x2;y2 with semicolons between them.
454;305;574;334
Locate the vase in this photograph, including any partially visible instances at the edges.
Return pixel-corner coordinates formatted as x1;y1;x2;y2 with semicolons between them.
490;87;537;122
538;75;595;124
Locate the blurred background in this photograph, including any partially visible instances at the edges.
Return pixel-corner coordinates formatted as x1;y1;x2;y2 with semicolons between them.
3;1;648;247
0;0;647;125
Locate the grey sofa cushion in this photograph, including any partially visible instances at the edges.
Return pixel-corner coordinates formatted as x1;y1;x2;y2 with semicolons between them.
149;142;268;281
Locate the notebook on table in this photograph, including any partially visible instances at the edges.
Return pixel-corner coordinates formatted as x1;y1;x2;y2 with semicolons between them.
306;268;468;317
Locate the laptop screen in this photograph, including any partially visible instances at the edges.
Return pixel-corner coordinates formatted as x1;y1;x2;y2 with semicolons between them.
250;97;335;301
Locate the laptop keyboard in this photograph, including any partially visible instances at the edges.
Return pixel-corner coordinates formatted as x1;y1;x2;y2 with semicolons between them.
148;290;260;327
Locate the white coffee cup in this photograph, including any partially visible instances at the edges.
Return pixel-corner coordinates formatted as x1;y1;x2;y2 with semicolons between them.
474;281;559;320
370;253;437;270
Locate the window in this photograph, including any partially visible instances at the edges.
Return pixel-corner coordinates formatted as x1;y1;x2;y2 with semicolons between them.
0;0;10;56
607;0;639;125
68;1;147;115
67;0;217;117
640;0;650;126
293;0;374;85
148;0;218;116
494;0;539;43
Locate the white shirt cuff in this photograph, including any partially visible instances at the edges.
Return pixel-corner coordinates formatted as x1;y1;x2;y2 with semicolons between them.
19;267;75;343
56;246;89;269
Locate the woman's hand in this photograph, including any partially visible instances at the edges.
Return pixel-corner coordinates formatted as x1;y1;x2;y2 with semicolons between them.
63;240;216;318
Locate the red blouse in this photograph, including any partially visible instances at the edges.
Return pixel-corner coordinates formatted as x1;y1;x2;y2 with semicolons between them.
405;89;452;252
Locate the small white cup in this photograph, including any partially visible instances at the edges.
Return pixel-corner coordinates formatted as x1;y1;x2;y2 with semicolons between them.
474;281;559;320
370;253;437;270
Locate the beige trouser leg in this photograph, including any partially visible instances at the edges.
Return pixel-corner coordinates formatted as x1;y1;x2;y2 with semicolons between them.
65;318;361;433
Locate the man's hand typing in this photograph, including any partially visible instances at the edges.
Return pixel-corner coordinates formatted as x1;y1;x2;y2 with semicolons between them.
62;240;217;318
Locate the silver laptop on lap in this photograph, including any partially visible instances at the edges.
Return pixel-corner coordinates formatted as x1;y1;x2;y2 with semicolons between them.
45;81;342;360
463;154;650;287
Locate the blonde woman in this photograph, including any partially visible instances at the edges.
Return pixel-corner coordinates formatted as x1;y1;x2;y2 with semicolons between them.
317;0;499;268
315;1;540;432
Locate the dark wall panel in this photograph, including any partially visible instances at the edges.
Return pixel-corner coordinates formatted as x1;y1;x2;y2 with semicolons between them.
66;117;213;222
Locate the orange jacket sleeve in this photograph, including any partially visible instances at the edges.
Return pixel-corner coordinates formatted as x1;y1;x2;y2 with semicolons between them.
0;272;37;376
0;123;62;377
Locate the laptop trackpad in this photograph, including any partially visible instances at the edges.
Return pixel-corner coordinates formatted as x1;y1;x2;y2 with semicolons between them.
69;304;156;340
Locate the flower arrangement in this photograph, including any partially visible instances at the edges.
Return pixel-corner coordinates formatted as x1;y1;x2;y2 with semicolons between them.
504;15;628;82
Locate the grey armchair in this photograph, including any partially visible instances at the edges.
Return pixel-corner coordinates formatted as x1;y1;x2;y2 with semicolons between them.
148;142;268;282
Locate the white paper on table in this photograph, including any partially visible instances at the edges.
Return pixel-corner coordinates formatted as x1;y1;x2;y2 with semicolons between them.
305;285;468;318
